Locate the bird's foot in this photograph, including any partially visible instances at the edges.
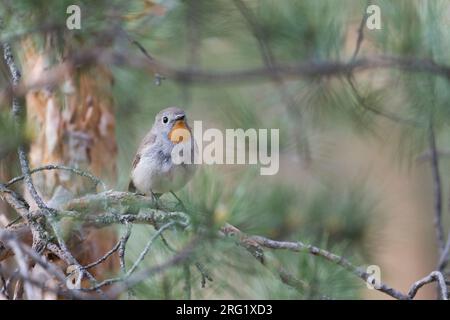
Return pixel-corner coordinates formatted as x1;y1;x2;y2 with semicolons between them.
150;191;162;210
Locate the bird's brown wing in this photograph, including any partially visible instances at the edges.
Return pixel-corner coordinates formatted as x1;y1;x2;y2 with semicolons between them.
131;152;141;170
128;132;156;192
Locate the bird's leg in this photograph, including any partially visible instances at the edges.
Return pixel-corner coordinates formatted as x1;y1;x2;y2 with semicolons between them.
150;190;162;210
148;190;177;252
170;190;187;211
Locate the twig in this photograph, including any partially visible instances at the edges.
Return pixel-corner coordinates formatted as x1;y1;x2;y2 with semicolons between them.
0;231;61;281
428;123;445;253
106;238;199;297
417;148;450;163
119;223;133;274
126;222;176;276
195;262;213;289
346;5;421;128
17;148;47;211
46;221;106;298
220;224;409;300
3;268;19;298
346;76;420;126
232;0;311;163
0;230;89;299
2;188;447;300
438;237;450;271
66;221;176;296
82;241;121;271
408;271;448;300
351;1;370;61
0;264;9;299
5;164;106;191
118;223;134;299
0;184;29;218
119;28;164;86
3;41;51;260
8;238;36;298
5;216;23;228
6;50;450;97
12;278;23;300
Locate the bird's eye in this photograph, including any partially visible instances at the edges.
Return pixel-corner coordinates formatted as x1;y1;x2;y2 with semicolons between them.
162;116;169;124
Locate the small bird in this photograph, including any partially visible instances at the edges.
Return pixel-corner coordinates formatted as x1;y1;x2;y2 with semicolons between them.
128;107;197;198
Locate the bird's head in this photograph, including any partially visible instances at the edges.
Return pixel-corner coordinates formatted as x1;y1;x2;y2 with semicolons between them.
153;107;191;144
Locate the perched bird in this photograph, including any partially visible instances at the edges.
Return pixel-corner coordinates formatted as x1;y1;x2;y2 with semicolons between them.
128;107;197;198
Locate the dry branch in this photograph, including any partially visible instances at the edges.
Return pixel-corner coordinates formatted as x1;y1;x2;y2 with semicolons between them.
4;48;450;102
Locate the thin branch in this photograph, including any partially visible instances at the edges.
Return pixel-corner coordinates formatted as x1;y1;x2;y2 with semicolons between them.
346;4;421;128
0;265;9;299
195;262;213;289
17;147;46;211
5;164;106;191
2;40;52;263
0;230;89;299
417;148;450;163
438;237;450;271
5;216;23;228
346;76;421;126
82;241;121;271
428;123;445;253
78;221;179;294
408;271;448;300
126;222;177;276
351;1;370;61
220;223;409;300
4;48;450;100
3;268;18;298
2;188;447;300
118;223;134;299
1;42;21;116
119;28;164;86
46;221;106;298
8;237;37;298
0;184;30;218
119;223;132;274
232;0;311;163
106;238;199;297
0;184;48;262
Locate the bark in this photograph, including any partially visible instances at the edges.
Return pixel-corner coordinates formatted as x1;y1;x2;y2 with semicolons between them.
17;37;119;294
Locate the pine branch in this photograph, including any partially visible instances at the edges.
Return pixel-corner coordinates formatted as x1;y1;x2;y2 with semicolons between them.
5;50;450;100
1;187;448;299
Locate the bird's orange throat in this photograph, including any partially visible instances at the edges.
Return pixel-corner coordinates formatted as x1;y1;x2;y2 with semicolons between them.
168;120;191;144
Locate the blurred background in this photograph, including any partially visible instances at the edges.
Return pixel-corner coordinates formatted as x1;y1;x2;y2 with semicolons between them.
1;0;450;299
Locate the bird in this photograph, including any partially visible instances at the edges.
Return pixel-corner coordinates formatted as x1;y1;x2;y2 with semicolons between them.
128;107;197;200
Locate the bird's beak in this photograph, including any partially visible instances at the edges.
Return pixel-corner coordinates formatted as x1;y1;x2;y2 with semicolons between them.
174;114;185;121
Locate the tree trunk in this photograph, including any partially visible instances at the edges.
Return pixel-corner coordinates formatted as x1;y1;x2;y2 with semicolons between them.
18;37;119;297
